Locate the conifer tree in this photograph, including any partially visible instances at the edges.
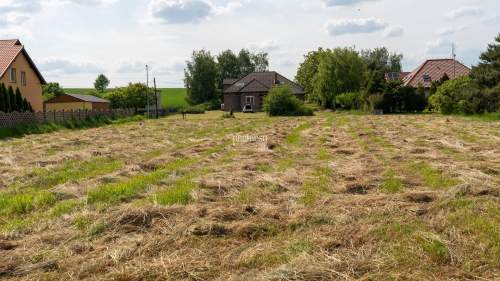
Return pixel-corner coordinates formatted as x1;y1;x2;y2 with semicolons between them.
5;85;12;112
0;83;6;112
15;88;24;111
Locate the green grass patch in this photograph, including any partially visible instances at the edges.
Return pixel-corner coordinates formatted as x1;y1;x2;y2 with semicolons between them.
25;157;123;189
301;167;333;204
153;176;196;205
380;170;404;193
285;122;311;145
0;190;56;215
87;158;194;205
410;162;460;189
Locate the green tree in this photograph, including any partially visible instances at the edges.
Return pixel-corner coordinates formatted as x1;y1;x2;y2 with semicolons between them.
217;50;240;89
471;33;500;88
7;86;16;112
296;48;326;102
312;48;366;109
361;47;403;94
0;83;6;112
42;82;65;101
105;83;148;111
94;74;110;93
251;52;269;72
184;50;219;105
263;85;313;116
14;88;24;111
238;49;255;78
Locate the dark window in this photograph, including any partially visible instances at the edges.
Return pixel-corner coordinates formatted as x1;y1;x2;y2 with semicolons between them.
423;75;431;82
21;71;26;86
9;68;16;82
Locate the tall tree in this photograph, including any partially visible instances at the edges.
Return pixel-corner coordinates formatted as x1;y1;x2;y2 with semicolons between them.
217;50;240;89
361;47;403;94
296;48;326;102
184;50;219;105
238;49;255;78
313;48;366;109
15;88;24;111
94;74;110;93
42;82;65;101
7;86;15;112
471;33;500;88
0;83;6;112
251;52;269;72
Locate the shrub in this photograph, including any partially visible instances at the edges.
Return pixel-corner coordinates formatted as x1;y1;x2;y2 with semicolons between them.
263;86;313;116
430;77;498;115
335;92;362;110
182;104;206;114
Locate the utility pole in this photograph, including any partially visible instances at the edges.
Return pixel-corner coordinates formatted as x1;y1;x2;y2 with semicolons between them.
452;43;456;79
154;77;159;119
146;64;150;118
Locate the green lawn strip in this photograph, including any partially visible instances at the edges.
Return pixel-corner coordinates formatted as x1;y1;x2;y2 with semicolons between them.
301;166;334;205
285;121;312;145
87;158;195;205
409;162;460;189
23;157;124;190
380;169;405;194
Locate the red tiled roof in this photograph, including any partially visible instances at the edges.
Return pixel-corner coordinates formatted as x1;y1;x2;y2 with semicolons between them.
403;59;470;87
224;71;305;95
0;39;46;84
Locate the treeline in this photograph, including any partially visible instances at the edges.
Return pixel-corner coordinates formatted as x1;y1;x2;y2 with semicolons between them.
296;33;500;115
184;49;269;108
0;83;34;112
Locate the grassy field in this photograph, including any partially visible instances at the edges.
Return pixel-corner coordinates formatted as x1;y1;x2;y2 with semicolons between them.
0;112;499;280
64;88;188;110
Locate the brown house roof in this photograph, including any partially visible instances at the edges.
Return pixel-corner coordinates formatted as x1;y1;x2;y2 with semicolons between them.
46;93;110;104
403;59;471;87
0;39;46;84
224;71;305;95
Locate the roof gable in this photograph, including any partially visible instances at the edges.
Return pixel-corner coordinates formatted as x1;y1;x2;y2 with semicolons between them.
0;39;46;84
403;59;471;87
224;71;305;95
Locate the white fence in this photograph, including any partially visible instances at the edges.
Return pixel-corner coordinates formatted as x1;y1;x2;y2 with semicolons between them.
0;109;135;128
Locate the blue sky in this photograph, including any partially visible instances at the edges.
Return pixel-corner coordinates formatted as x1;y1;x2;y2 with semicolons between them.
1;0;498;87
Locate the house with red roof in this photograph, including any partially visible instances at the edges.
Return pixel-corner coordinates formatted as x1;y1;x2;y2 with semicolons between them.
0;39;46;112
386;59;471;89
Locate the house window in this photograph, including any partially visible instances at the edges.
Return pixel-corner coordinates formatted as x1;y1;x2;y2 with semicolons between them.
423;75;431;83
20;72;27;86
245;96;254;105
9;68;17;83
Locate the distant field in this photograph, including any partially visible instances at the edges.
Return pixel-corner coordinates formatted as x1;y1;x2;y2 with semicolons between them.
64;88;188;109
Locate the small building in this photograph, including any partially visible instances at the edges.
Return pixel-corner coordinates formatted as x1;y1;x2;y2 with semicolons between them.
45;93;110;111
389;59;471;88
223;71;305;112
0;39;46;112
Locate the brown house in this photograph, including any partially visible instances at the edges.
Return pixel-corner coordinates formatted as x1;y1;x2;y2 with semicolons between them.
223;71;305;112
45;93;110;111
0;39;46;112
402;59;471;88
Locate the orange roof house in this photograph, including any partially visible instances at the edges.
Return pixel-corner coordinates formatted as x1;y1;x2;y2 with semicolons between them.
0;39;46;112
402;59;471;88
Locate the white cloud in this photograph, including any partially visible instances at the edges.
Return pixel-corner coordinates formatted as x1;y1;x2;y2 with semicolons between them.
446;6;483;19
248;40;280;53
326;18;387;36
39;58;105;76
149;0;214;24
436;26;466;36
425;38;453;54
323;0;376;7
383;26;404;38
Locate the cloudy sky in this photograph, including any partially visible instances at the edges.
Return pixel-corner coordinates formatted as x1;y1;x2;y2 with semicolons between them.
1;0;498;87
